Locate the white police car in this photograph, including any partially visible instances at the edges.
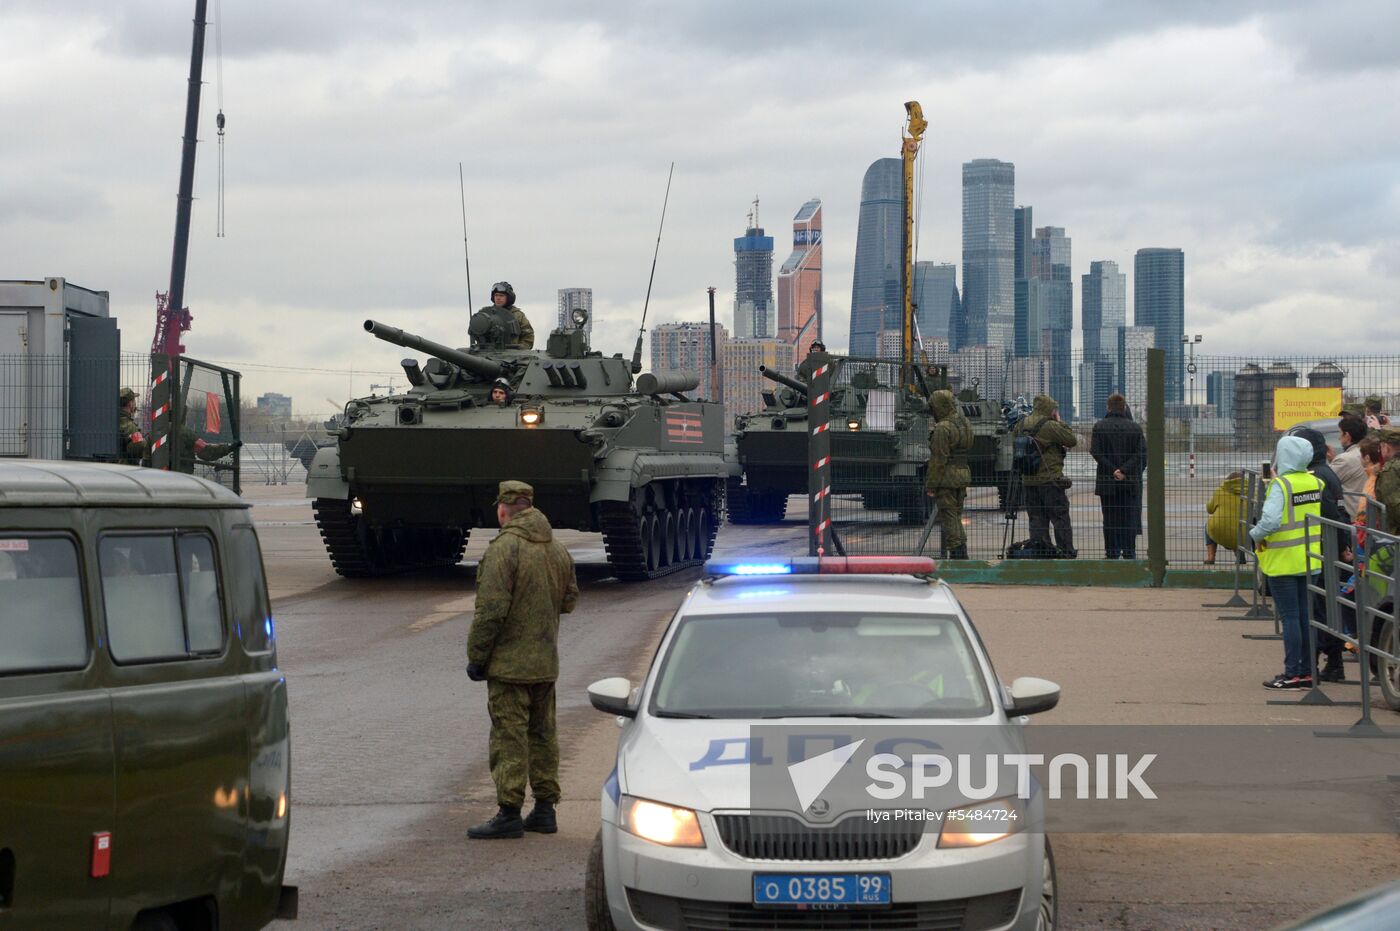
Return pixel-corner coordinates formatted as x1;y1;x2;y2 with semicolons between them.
584;556;1061;931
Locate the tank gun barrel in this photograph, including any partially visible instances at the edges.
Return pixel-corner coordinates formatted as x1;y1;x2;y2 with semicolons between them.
760;365;808;396
364;319;506;379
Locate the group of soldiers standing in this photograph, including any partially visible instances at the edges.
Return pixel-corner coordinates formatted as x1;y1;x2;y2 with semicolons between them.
118;387;239;472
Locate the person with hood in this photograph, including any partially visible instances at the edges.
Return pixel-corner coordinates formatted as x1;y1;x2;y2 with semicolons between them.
475;281;534;350
1090;393;1145;558
1251;436;1325;690
466;481;580;839
1015;394;1078;557
925;389;973;559
1205;471;1246;564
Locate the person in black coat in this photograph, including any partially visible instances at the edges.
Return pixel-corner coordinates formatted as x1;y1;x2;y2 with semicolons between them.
1291;426;1353;680
1090;393;1145;558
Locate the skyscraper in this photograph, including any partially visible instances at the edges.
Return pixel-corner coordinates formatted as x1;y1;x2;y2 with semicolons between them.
776;198;823;357
1031;226;1073;418
721;337;791;422
1134;248;1186;404
734;201;775;339
848;159;903;356
1080;260;1126;418
556;287;593;340
651;321;728;402
961;159;1015;353
912;262;958;351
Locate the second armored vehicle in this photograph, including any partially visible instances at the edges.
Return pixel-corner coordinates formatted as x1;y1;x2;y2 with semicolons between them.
307;309;734;580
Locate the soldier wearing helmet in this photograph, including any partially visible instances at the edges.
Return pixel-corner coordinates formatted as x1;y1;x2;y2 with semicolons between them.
118;388;147;463
475;281;534;350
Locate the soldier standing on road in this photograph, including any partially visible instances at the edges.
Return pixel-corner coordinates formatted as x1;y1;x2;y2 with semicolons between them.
925;389;973;559
466;481;580;840
477;282;534;350
1016;394;1078;557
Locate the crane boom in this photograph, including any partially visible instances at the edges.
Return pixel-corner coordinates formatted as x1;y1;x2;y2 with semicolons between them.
901;100;927;381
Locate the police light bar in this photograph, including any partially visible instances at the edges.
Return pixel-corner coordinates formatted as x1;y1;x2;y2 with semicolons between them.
704;556;936;577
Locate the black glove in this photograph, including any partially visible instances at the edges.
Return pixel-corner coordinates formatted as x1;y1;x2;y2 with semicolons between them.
466;663;487;681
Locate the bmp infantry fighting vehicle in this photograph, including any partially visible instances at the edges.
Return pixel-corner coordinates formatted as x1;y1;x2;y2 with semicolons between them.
728;358;1014;524
306;308;733;580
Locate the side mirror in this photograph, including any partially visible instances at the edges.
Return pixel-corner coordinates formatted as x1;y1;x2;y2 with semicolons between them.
587;677;636;719
1006;677;1060;717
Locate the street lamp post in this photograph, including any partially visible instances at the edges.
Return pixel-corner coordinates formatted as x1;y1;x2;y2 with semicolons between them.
1182;334;1202;479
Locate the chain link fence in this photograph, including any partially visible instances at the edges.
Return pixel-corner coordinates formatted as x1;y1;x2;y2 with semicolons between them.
819;350;1399;567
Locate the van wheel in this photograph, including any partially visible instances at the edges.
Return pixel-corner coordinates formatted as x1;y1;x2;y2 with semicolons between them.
1037;837;1058;931
131;912;179;931
584;829;616;931
1377;617;1400;713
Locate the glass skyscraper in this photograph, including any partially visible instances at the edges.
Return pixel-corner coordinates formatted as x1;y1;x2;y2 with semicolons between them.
848;159;902;356
961;159;1015;353
912;261;958;351
1030;226;1073;418
1134;248;1186;404
1080;260;1126;418
777;198;823;357
733;207;775;339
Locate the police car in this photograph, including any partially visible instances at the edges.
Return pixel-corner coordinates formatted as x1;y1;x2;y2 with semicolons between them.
584;556;1060;931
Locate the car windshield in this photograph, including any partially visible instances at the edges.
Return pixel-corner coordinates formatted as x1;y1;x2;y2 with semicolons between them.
650;612;992;719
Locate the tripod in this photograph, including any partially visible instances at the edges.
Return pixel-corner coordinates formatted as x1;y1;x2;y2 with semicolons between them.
999;470;1026;558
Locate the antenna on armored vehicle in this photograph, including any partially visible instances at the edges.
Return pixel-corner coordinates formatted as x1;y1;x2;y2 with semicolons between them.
458;162;473;310
631;162;674;375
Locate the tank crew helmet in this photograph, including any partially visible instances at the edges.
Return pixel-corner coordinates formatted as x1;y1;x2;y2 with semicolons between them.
491;377;512;395
490;281;516;306
810;340;827;352
119;387;137;405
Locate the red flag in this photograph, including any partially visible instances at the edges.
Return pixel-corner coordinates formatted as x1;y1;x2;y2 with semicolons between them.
205;391;222;435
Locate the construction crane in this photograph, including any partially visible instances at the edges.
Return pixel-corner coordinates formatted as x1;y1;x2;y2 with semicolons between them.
149;0;210;469
901;100;927;378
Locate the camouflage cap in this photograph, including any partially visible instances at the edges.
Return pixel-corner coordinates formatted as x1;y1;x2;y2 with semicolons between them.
494;480;534;505
1375;426;1400;446
119;387;137;404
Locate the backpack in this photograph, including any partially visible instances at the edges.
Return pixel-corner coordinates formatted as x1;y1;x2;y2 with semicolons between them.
1013;420;1050;476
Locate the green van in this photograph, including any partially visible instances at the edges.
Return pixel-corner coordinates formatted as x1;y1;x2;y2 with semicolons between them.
0;461;294;930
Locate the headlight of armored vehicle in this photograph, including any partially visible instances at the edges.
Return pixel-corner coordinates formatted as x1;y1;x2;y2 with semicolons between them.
571;307;589;327
520;406;543;427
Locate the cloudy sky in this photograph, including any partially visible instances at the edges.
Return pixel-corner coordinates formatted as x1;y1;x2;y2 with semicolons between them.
3;1;1397;415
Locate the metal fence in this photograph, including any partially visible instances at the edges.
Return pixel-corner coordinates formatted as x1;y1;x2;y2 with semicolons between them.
819;350;1400;566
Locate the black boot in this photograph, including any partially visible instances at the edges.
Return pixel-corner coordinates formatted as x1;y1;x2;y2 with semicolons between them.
523;799;558;834
948;545;969;560
1319;653;1346;683
468;805;524;839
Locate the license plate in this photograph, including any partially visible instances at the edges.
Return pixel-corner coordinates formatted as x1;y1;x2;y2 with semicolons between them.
752;873;891;907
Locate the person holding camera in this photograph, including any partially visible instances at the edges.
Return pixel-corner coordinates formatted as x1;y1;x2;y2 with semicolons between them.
1015;394;1078;557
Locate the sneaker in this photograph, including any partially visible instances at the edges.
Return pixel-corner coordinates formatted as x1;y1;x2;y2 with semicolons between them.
1262;674;1312;691
522;799;558;834
468;806;524;839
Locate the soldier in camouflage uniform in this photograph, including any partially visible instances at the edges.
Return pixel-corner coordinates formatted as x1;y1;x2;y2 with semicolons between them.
118;388;147;464
796;340;831;383
1375;427;1400;536
925;389;973;559
477;281;535;350
466;480;580;839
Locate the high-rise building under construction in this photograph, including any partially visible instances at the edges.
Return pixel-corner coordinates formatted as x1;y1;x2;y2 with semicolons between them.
733;200;775;339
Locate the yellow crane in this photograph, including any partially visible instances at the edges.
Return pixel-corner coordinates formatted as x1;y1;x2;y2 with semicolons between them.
901;100;927;380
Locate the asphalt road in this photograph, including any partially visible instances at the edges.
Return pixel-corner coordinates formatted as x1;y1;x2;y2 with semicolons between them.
249;485;1399;930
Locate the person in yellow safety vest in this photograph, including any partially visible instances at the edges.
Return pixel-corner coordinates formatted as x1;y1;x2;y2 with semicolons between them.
1250;435;1325;690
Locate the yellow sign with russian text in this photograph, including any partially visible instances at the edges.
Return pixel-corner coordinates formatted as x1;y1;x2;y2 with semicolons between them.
1273;387;1342;430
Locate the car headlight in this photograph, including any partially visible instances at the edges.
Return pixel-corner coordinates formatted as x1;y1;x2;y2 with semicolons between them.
619;795;705;848
937;797;1021;848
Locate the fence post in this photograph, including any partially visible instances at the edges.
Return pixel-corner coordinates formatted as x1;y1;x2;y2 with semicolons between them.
1146;349;1166;586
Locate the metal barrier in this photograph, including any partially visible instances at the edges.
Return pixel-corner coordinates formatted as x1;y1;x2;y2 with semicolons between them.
1291;505;1400;737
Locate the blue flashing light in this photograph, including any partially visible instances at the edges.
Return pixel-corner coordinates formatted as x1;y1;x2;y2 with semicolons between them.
705;561;792;576
265;618;274;640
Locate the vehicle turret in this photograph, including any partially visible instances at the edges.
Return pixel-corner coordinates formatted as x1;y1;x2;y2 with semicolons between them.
759;365;809;396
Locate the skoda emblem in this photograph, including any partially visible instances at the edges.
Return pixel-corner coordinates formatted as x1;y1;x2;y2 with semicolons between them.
808;797;831;818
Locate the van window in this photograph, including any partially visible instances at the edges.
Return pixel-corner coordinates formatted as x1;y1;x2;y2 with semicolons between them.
0;536;87;675
230;525;273;654
101;533;225;663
